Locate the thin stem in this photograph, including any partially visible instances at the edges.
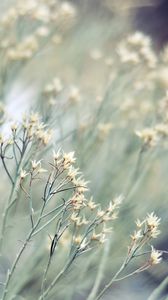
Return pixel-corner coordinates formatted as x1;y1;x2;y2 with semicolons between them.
86;240;110;300
0;139;28;251
148;276;168;300
95;263;125;300
114;265;149;282
95;256;150;300
0;183;16;253
39;256;75;300
125;146;144;198
39;214;101;299
40;223;69;300
42;203;64;219
32;208;64;237
12;141;18;165
125;148;156;202
1;156;14;185
1;231;33;300
51;185;77;195
1;202;46;300
41;257;52;300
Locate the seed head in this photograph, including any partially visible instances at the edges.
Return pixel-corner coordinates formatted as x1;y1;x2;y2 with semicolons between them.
20;169;28;180
150;246;162;265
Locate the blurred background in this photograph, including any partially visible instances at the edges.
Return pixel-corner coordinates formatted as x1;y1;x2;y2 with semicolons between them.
0;0;168;299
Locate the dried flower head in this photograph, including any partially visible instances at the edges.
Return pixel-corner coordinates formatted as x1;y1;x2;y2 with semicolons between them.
135;128;158;147
146;212;161;238
20;169;29;180
149;246;162;265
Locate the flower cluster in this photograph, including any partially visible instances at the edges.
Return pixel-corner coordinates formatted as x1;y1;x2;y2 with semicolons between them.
6;35;38;62
129;212;162;266
44;77;63;97
21;112;52;145
135;114;168;148
70;195;123;251
0;0;77;85
0;113;51;187
117;31;157;68
16;148;124;299
36;149;124;259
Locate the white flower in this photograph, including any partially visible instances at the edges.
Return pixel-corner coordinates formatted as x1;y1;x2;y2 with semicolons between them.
31;160;41;170
63;151;76;168
20;169;28;179
87;197;98;210
97;209;105;218
131;230;142;241
150;246;162;265
135;128;158;147
146;212;161;228
136;219;144;228
146;212;161;238
67;166;79;181
113;194;124;207
70;212;80;223
53;149;61;161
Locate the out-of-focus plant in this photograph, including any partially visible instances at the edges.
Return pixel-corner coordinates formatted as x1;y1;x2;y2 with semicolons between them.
0;0;168;299
0;113;163;300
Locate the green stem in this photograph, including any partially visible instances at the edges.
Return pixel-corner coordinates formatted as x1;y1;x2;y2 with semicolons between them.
148;276;168;300
39;257;74;300
0;145;27;252
86;241;110;300
125;148;156;203
125;146;144;198
40;257;51;300
95;263;125;300
95;260;150;300
1;157;14;185
1;203;46;300
0;182;16;253
32;208;64;237
1;231;33;300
